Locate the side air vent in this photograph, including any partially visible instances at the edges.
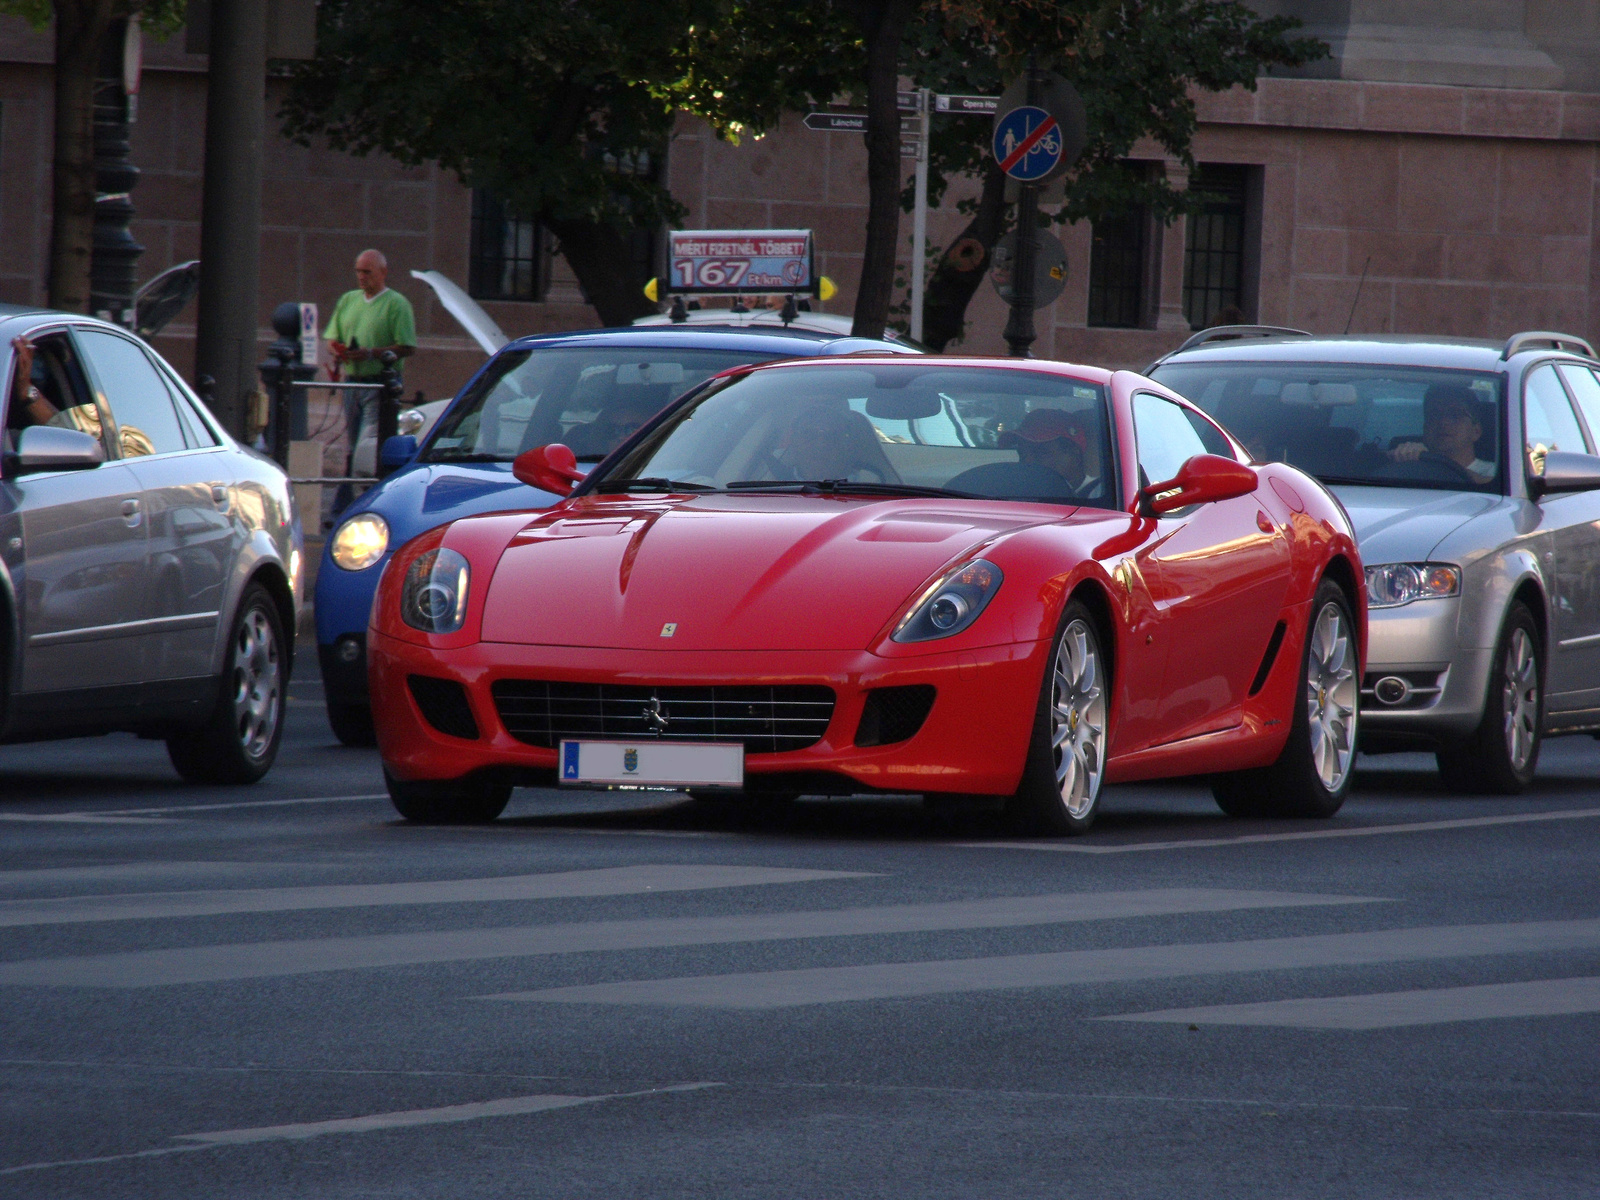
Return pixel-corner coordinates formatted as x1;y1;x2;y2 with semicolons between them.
855;685;937;747
1248;621;1288;697
408;675;480;740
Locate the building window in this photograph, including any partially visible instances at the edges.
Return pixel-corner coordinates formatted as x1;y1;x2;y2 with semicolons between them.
469;191;549;302
1183;165;1250;329
1087;206;1148;329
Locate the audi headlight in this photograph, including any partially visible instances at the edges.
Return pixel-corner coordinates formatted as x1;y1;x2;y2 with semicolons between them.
894;559;1003;643
401;547;470;633
330;513;389;571
1365;562;1461;609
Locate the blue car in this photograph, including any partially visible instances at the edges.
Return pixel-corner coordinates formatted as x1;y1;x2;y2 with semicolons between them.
316;325;918;743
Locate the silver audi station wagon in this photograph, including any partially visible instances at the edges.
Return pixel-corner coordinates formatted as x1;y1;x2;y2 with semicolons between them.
1151;328;1600;793
0;304;302;783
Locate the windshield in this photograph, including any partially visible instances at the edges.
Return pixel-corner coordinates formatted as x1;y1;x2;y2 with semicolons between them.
592;364;1116;507
423;346;763;463
1150;360;1505;491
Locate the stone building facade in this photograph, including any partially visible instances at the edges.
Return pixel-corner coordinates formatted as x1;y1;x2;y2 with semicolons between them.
2;1;1600;403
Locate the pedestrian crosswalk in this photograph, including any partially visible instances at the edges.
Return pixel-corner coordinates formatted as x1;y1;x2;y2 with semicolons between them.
1;860;1595;1034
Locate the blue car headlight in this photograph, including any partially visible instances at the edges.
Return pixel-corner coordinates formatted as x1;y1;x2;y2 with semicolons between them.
893;559;1003;643
1365;562;1461;609
401;547;470;633
330;512;389;571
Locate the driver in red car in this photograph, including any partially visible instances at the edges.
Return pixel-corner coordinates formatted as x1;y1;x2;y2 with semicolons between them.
999;407;1094;491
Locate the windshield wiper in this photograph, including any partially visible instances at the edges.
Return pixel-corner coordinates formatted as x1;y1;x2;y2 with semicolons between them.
593;477;717;493
727;479;976;499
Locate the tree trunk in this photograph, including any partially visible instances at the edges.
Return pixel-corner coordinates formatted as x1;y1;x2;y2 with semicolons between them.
49;0;117;313
544;216;659;328
850;0;917;340
920;160;1008;352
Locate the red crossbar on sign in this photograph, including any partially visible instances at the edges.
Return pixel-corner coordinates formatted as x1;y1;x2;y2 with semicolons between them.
999;115;1059;174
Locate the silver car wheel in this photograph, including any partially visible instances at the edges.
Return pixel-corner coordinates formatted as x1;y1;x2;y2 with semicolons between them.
232;606;281;759
1306;600;1357;792
1501;626;1539;772
1051;618;1107;818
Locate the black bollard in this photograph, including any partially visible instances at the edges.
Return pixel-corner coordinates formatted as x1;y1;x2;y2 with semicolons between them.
375;351;402;476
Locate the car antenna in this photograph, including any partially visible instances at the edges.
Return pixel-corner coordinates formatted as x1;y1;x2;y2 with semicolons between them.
1343;256;1371;335
779;294;798;326
668;295;688;323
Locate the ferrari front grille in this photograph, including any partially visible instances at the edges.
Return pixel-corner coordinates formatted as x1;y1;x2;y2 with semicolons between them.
490;681;836;754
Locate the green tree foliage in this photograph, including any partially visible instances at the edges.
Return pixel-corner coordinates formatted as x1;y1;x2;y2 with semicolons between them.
903;1;1325;348
281;0;851;326
0;0;185;311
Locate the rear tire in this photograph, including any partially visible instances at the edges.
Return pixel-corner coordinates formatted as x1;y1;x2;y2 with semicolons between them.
167;584;286;785
1008;601;1109;836
1212;579;1357;819
1437;603;1542;794
327;702;376;747
385;770;511;823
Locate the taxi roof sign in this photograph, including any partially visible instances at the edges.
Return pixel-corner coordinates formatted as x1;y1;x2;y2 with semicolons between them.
665;229;819;296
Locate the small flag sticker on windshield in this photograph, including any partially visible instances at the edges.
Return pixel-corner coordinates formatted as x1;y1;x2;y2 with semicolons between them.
661;623;677;637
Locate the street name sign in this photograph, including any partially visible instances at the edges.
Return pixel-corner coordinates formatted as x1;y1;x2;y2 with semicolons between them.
936;94;1000;114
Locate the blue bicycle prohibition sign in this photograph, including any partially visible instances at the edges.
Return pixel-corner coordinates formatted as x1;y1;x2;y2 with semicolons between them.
993;106;1063;181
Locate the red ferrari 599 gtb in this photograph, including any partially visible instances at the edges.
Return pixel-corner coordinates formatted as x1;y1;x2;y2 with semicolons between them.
367;357;1364;834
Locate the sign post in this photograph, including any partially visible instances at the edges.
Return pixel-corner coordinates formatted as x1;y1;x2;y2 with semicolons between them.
993;66;1086;357
909;88;931;343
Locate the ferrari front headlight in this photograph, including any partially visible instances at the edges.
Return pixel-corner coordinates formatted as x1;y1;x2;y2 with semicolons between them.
330;512;389;571
401;547;470;633
1365;562;1461;609
893;558;1003;643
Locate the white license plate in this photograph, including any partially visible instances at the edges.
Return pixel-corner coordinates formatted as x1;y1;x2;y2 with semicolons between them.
558;740;744;788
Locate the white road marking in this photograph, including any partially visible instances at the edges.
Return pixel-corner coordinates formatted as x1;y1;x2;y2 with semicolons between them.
1101;976;1600;1029
0;864;874;929
0;888;1375;988
957;806;1600;854
492;917;1600;1009
0;813;172;825
0;1083;718;1176
0;861;321;893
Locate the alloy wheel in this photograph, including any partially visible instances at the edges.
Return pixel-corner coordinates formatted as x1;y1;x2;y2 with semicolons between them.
1050;618;1107;818
1306;600;1357;792
232;606;281;759
1501;626;1539;772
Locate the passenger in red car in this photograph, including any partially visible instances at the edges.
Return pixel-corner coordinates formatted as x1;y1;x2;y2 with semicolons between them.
776;404;899;482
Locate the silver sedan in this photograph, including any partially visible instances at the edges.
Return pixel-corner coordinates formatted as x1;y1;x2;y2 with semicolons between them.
1;304;302;782
1151;328;1600;793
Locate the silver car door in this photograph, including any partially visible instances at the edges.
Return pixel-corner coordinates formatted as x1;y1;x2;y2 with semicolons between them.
10;328;150;691
1522;363;1600;706
1546;364;1600;717
74;327;234;681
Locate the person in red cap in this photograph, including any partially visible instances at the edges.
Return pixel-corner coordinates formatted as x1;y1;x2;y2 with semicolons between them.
998;407;1094;491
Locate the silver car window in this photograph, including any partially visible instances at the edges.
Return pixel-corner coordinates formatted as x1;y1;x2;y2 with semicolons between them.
76;328;188;458
1523;364;1590;474
1555;365;1600;449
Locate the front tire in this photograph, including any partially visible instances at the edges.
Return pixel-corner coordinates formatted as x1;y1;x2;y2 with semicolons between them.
1008;601;1109;836
1213;579;1357;818
327;702;377;747
385;770;511;823
1437;603;1542;794
167;584;286;784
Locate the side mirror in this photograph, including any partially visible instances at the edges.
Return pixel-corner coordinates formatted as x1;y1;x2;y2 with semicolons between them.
5;425;104;476
1141;453;1257;515
512;443;584;496
1531;450;1600;497
380;435;417;473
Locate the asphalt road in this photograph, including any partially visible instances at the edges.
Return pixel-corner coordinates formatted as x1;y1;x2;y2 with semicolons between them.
1;648;1597;1198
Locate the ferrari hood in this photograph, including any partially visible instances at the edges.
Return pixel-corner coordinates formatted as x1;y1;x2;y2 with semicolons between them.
1330;486;1498;564
477;495;1056;650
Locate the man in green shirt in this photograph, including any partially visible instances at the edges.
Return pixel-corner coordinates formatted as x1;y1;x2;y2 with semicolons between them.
325;249;416;378
324;249;417;490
